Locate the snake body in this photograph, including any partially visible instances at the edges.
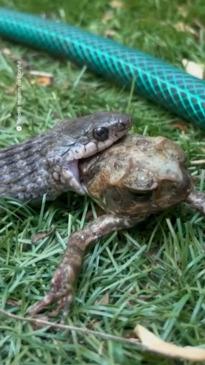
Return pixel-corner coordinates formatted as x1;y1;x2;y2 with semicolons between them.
0;112;131;201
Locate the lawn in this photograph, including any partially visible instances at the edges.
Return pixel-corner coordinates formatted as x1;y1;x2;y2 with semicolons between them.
0;0;205;364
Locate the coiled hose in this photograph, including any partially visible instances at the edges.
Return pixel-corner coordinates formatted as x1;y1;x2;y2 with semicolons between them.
0;8;204;128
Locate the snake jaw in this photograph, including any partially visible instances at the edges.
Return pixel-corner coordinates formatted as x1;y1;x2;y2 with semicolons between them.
57;160;86;195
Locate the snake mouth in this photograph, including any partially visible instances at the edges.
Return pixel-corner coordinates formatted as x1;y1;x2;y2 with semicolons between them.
63;160;86;195
64;133;130;196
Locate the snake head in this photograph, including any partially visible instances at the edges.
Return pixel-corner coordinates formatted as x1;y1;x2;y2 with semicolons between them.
46;112;132;196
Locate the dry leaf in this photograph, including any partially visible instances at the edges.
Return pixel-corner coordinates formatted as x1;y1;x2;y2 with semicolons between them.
29;70;53;86
134;324;205;361
102;10;114;23
171;121;188;133
174;22;197;36
190;159;205;165
35;76;53;86
105;29;118;38
182;59;205;79
110;0;124;9
2;48;11;56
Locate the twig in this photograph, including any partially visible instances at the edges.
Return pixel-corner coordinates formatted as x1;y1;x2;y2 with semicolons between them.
0;307;141;348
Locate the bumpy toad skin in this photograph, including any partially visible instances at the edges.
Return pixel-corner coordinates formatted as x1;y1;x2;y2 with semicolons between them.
29;134;205;316
81;134;192;217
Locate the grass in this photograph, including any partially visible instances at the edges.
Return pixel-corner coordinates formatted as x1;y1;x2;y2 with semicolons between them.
0;0;205;364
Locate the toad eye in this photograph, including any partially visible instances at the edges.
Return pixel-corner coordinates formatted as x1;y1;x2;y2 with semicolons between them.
93;127;109;141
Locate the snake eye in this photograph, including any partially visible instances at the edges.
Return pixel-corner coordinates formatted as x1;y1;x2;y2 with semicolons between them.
93;127;109;141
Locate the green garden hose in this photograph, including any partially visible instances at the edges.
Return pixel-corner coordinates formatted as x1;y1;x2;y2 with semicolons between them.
0;8;204;128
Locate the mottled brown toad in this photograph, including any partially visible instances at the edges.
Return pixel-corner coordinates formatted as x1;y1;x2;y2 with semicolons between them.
29;134;205;316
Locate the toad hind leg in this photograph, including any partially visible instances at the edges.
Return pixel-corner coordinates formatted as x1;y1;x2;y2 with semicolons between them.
28;214;137;316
